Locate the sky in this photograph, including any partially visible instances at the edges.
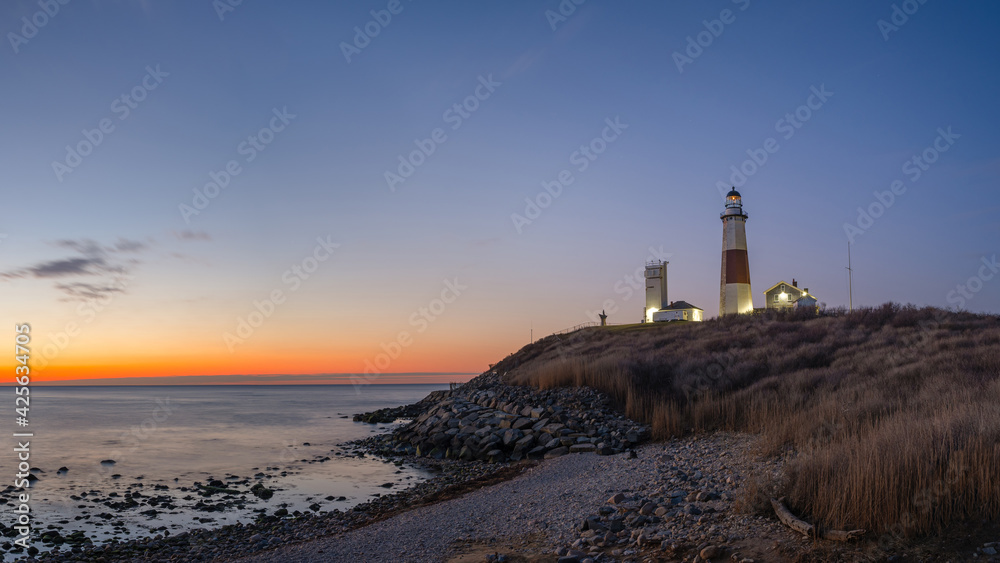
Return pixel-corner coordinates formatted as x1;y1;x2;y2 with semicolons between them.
2;0;998;383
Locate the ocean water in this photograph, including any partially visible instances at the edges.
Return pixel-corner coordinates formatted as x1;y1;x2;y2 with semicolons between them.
0;384;447;558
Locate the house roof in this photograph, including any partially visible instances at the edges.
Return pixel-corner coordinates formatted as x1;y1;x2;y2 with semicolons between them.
762;280;805;295
662;300;703;311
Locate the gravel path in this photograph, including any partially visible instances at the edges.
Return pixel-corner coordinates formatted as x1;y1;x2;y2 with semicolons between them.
236;449;626;562
233;434;799;563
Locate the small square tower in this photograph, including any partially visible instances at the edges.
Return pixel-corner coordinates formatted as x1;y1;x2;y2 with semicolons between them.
644;260;668;322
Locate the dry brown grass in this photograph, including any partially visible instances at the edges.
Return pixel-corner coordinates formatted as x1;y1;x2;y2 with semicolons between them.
503;304;1000;538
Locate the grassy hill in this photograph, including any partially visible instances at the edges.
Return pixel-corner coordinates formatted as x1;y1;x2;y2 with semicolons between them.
497;304;1000;541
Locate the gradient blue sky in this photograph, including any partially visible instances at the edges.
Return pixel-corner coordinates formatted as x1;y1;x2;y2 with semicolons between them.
2;1;998;380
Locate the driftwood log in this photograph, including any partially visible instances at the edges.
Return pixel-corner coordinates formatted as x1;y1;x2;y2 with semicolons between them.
770;497;865;542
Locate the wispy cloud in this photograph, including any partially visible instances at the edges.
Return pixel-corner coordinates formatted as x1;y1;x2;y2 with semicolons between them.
54;281;128;301
2;237;148;300
112;238;149;252
29;257;104;278
172;229;212;241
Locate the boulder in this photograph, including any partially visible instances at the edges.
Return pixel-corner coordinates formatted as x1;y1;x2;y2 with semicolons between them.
541;423;566;435
580;515;604;531
543;446;569;459
526;446;548;460
514;434;535;451
502;429;524;446
512;417;534;430
700;545;721;559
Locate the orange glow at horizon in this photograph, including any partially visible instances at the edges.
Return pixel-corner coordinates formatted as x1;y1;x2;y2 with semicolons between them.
16;355;486;384
4;265;538;385
5;332;505;384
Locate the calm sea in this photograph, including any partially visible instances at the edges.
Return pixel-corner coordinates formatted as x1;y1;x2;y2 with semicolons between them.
0;384;447;557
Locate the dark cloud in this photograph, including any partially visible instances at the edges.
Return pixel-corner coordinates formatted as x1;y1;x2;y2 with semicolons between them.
54;237;148;255
113;238;148;252
2;237;147;299
54;238;105;257
55;281;127;301
173;230;211;241
31;257;104;278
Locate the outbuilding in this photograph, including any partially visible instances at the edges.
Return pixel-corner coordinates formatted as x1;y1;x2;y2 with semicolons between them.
651;301;703;322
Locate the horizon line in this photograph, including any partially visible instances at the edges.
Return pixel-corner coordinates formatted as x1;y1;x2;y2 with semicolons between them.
15;372;479;386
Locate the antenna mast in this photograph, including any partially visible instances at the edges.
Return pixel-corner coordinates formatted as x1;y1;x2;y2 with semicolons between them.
846;242;854;312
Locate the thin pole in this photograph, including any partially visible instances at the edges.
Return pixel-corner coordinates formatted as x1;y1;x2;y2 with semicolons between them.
846;242;853;312
530;321;533;344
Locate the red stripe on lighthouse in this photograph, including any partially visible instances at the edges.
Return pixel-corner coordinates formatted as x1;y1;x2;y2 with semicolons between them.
724;249;750;284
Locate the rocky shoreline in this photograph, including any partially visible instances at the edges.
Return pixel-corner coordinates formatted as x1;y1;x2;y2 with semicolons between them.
19;372;654;562
356;372;651;463
351;389;452;424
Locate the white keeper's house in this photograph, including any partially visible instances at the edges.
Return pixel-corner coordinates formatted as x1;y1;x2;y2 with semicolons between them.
763;279;819;311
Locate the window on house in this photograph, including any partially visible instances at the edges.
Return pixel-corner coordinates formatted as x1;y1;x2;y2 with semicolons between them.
774;294;779;303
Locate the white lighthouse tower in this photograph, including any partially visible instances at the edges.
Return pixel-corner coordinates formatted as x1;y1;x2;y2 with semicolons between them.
720;188;753;316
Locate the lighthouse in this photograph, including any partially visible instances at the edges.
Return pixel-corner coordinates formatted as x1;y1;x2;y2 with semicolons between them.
720;188;753;316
